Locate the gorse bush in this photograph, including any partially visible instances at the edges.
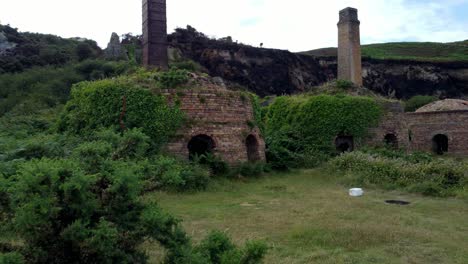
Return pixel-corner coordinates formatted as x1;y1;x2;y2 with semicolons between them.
0;157;264;263
57;78;184;150
329;151;468;197
137;156;210;192
264;95;383;169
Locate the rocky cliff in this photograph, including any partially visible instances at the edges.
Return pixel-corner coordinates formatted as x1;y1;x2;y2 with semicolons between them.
168;27;468;99
168;27;333;96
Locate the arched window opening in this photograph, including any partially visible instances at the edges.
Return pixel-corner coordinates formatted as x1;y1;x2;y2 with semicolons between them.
432;134;448;155
384;133;398;149
188;135;215;160
246;135;260;162
335;135;354;153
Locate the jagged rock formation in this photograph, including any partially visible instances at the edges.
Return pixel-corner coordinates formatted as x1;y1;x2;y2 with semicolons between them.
105;33;127;60
166;27;468;99
0;32;16;56
168;27;332;96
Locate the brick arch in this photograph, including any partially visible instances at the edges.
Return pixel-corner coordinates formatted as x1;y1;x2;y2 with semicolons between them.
187;134;216;159
384;133;398;149
246;134;261;162
432;134;449;155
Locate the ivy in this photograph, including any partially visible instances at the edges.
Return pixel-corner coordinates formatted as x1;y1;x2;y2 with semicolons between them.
263;94;383;168
57;78;184;151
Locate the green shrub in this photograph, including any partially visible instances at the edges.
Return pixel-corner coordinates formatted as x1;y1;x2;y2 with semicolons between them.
156;68;189;89
191;153;230;176
57;78;184;150
0;252;24;264
329;151;468;197
336;80;354;89
137;156;210;192
73;141;113;173
113;128;151;160
170;60;199;72
264;95;382;169
404;95;438;112
237;162;267;178
0;158;200;263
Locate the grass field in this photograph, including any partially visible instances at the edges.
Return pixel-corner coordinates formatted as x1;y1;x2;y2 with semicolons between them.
301;41;468;62
143;169;468;264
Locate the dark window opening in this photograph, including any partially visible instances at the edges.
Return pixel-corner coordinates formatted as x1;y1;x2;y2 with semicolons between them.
384;133;398;149
246;135;260;162
188;135;215;160
335;135;354;153
432;134;448;155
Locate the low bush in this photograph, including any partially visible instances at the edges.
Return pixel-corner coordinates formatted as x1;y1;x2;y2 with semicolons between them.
264;95;383;170
156;68;189;89
137;156;211;192
404;95;438;112
328;151;468;197
57;78;184;150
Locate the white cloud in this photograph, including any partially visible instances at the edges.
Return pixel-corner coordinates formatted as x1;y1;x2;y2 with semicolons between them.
0;0;467;51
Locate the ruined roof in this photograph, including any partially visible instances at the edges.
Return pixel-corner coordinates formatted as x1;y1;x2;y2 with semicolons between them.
416;99;468;112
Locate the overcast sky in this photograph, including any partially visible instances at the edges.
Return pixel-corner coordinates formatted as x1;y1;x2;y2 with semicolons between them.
1;0;467;52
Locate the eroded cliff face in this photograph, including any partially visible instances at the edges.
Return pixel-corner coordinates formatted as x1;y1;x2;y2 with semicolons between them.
168;28;468;99
168;28;333;96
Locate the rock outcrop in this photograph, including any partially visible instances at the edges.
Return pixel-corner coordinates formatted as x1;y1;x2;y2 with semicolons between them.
167;27;468;99
168;27;333;96
105;33;127;60
0;32;16;56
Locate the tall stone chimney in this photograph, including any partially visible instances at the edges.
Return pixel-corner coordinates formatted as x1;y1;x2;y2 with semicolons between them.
337;7;362;86
143;0;169;70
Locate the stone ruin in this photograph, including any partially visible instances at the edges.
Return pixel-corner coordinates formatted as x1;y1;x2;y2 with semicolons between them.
142;0;266;164
335;8;468;156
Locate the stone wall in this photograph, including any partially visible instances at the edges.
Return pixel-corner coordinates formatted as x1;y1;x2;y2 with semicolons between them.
163;87;266;165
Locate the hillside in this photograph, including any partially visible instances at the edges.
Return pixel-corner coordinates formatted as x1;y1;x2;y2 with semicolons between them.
0;24;102;73
301;41;468;62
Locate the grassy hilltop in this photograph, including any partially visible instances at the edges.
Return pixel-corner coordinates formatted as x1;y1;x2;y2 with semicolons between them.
301;41;468;62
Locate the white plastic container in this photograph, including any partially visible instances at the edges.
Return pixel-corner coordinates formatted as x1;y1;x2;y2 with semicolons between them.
349;188;364;197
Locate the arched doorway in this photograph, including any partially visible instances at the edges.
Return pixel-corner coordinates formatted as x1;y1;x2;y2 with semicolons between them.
432;134;448;155
384;133;398;149
188;134;215;160
246;135;260;162
335;135;354;153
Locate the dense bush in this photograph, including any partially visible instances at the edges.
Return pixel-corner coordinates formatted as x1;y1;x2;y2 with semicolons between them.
329;151;468;197
137;156;210;192
0;24;101;74
57;78;184;150
404;95;438;112
0;157;265;263
263;95;383;169
156;68;189;89
0;60;131;116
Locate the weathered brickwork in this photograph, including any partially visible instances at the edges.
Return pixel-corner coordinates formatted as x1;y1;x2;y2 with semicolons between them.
338;7;362;86
142;0;169;69
367;105;468;156
163;87;266;165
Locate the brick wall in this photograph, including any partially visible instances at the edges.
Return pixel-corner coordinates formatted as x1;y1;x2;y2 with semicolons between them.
367;105;468;156
163;87;266;165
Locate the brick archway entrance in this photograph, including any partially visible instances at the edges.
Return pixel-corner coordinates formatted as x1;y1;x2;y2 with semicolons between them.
246;135;260;162
188;134;215;159
432;134;448;155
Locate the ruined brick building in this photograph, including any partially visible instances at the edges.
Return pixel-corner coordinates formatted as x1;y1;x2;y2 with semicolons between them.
143;0;265;164
338;8;468;156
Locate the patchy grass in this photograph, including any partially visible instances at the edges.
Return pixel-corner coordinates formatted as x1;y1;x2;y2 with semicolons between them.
301;41;468;62
143;169;468;263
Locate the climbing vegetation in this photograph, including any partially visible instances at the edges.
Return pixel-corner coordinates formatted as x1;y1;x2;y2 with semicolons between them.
57;78;184;151
263;94;383;169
